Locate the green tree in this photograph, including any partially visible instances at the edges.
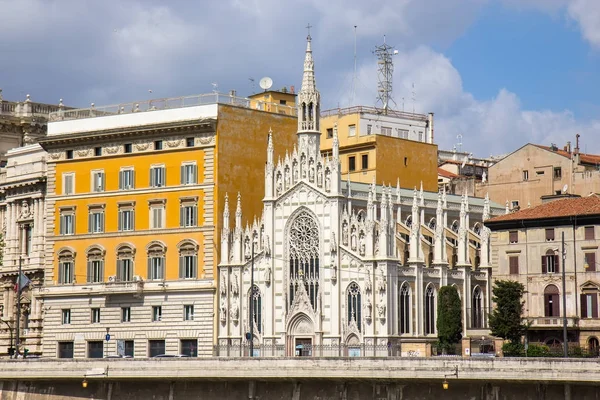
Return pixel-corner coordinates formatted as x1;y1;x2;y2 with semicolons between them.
436;285;462;354
488;280;526;344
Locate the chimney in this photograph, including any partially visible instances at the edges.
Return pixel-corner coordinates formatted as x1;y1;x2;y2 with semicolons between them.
566;141;571;153
574;134;581;165
290;85;295;94
229;90;237;97
427;112;434;144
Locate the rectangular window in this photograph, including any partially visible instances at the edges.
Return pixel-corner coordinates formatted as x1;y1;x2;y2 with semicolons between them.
348;156;356;172
58;342;74;358
179;255;197;279
542;252;560;274
151;205;165;229
180;163;198;185
585;226;595;240
94;147;102;157
59;261;74;284
186;137;195;147
509;256;519;275
124;143;133;153
88;210;105;233
361;154;368;170
180;202;198;228
91;171;104;192
148;257;165;280
66;150;74;160
63;173;74;195
366;124;372;135
154;140;163;150
122;307;131;323
418;131;423;142
585;252;596;272
511;201;519;210
523;170;529;181
536;170;545;175
326;128;333;138
348;124;356;137
553;167;562;179
184;305;194;321
124;340;134;357
581;293;598;319
23;225;32;255
118;208;134;232
150;166;166;188
545;228;555;241
149;339;165;357
509;231;518;244
381;126;392;136
152;306;162;322
91;308;101;323
117;259;133;282
87;260;104;283
62;309;71;325
181;339;197;357
119;168;135;190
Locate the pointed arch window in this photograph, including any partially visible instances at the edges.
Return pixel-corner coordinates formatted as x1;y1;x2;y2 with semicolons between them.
424;285;436;335
399;282;411;334
347;283;362;332
86;246;105;283
472;287;483;328
116;244;135;282
288;211;320;310
250;285;262;334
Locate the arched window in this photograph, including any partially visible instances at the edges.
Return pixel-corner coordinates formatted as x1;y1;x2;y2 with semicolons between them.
544;284;560;317
451;221;459;233
250;285;262;334
288;211;320;310
472;286;483;328
399;282;411;334
588;337;599;356
116;243;135;282
178;240;199;279
147;241;166;280
542;249;559;274
347;283;362;332
424;285;436;335
57;248;75;284
405;215;412;228
86;246;105;283
428;218;436;230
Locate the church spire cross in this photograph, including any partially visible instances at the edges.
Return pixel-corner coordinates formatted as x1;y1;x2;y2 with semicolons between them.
306;23;312;39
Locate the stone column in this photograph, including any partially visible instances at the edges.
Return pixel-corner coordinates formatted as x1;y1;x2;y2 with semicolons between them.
5;203;12;264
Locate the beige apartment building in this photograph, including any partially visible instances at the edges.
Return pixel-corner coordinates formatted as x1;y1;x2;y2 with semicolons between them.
477;141;600;210
485;195;600;353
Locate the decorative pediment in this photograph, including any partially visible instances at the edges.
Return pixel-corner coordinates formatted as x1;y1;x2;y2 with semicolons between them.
276;180;329;206
287;282;316;322
580;280;600;292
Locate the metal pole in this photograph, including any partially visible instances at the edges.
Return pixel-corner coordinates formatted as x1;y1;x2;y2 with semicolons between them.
249;241;254;357
562;231;568;358
0;319;13;359
15;256;22;358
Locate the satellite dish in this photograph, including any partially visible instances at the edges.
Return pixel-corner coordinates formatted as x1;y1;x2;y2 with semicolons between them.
259;77;273;91
562;184;568;194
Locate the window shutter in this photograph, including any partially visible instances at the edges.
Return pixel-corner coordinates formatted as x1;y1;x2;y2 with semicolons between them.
544;295;550;317
160;258;165;280
100;172;104;190
160;167;165;187
554;254;560;273
132;210;135;231
179;256;184;279
147;258;152;280
58;263;63;284
588;253;596;272
87;261;92;283
59;215;64;235
509;257;518;275
541;256;547;274
180;206;184;227
581;294;588;318
118;210;122;231
193;165;197;183
180;165;185;185
150;168;154;187
192;206;197;226
100;213;105;232
593;294;598;318
131;170;135;189
116;260;122;281
88;213;93;233
552;294;559;317
119;171;123;190
193;256;198;278
100;261;104;282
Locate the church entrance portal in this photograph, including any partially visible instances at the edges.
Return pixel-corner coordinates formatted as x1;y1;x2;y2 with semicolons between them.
295;338;312;357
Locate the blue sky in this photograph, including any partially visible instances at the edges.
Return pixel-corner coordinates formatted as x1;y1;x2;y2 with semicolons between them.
0;0;598;156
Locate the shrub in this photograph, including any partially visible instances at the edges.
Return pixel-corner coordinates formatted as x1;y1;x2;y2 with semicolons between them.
502;341;524;357
526;344;550;357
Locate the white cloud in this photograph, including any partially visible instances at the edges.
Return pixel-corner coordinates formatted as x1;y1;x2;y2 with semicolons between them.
568;0;600;48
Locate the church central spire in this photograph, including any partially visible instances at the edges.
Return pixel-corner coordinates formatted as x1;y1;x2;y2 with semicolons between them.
297;31;321;135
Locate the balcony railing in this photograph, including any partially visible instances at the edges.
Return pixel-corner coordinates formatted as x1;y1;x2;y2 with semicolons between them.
214;343;399;358
321;105;428;121
49;93;297;122
529;317;579;328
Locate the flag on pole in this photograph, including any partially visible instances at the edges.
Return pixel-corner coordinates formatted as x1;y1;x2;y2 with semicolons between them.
14;273;31;293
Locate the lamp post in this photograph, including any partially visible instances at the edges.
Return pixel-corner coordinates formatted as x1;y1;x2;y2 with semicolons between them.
0;319;14;358
561;232;568;358
442;365;459;390
249;241;255;358
15;255;23;358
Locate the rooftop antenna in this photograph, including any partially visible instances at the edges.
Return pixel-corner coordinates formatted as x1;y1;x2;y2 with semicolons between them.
211;83;218;93
351;25;358;106
373;35;398;115
249;78;256;94
411;82;416;114
456;134;463;153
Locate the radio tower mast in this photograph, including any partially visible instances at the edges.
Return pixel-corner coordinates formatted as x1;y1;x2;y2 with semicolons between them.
373;35;397;115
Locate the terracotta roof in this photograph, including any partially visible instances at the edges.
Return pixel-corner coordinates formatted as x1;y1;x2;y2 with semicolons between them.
438;168;458;179
535;145;600;165
486;195;600;223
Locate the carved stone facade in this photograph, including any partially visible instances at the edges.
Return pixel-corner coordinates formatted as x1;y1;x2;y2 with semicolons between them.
217;36;504;357
0;144;47;356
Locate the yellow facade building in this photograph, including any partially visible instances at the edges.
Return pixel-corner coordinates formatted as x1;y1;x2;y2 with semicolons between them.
320;107;438;191
39;95;297;358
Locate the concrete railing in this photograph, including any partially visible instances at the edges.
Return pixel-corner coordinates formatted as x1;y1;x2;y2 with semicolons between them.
0;357;599;383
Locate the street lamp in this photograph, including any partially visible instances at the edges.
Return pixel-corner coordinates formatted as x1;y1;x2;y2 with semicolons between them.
0;319;14;358
553;231;568;358
442;366;458;390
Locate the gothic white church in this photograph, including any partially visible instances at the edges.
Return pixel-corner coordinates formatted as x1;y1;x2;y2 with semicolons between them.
217;35;503;357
